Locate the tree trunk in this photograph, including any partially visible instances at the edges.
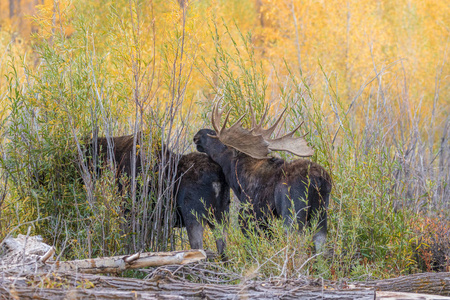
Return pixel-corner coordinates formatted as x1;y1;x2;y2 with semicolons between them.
9;0;15;18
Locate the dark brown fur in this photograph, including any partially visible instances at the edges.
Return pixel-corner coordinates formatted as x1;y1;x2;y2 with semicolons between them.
194;128;332;251
87;133;230;257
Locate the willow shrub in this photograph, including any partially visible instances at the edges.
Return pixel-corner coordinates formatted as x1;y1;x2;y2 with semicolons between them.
0;1;194;259
198;21;448;280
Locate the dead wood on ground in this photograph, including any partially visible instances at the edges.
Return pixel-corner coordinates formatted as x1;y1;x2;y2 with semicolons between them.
2;272;450;300
1;234;206;275
356;271;450;296
1;235;449;299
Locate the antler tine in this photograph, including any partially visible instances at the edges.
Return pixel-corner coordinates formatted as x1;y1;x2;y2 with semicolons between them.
268;120;314;157
252;107;287;139
280;121;304;138
228;113;247;130
211;102;218;132
249;104;269;129
259;106;269;128
220;108;232;135
265;107;287;138
211;101;223;134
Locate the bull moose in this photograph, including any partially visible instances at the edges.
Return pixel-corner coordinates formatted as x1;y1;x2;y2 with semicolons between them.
194;103;332;252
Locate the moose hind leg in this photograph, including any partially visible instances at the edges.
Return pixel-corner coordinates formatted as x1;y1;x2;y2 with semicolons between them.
313;231;326;253
312;208;327;253
215;234;227;261
213;220;228;261
211;214;228;261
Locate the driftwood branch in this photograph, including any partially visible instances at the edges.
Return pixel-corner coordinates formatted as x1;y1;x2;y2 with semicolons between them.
1;235;206;275
2;250;207;275
39;247;55;264
47;249;207;274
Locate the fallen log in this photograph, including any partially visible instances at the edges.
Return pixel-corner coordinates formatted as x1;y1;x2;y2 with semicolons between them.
47;250;207;274
376;291;450;299
1;273;376;300
355;272;450;296
2;250;207;275
1;234;206;275
3;273;450;300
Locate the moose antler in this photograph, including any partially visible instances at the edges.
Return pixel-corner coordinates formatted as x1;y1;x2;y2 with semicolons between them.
210;102;269;159
249;105;314;157
249;105;286;139
211;101;314;158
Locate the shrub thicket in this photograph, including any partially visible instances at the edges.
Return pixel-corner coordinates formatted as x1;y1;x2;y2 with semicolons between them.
0;0;448;281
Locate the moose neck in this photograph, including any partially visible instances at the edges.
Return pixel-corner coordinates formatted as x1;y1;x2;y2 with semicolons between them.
206;146;268;204
202;144;236;181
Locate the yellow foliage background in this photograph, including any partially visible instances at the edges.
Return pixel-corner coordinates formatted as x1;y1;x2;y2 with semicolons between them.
1;0;449;123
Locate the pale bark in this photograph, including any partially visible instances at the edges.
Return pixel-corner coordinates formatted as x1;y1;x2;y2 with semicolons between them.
357;272;450;296
2;250;207;275
3;272;450;300
1;234;206;275
2;273;376;300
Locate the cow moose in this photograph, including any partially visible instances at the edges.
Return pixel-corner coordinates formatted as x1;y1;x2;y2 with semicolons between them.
88;133;230;258
194;103;332;252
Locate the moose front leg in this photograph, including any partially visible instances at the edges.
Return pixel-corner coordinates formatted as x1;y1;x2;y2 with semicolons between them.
185;220;204;250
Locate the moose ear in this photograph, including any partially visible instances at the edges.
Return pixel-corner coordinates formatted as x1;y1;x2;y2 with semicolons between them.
207;133;219;139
